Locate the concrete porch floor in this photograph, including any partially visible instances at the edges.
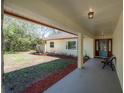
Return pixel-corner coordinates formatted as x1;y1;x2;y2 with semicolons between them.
44;58;122;93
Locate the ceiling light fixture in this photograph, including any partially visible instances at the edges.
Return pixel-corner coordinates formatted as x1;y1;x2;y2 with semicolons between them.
88;8;94;19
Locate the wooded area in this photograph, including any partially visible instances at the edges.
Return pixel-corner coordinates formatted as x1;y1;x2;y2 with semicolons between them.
3;15;60;53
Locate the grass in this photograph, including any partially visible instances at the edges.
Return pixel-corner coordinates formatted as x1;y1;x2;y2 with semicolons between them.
4;51;59;73
4;51;76;93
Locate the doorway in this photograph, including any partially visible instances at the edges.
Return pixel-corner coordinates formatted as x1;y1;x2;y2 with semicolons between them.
95;39;112;57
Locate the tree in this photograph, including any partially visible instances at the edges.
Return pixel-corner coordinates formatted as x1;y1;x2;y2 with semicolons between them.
3;15;62;53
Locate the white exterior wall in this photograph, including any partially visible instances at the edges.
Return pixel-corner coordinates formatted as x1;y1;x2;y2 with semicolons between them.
46;39;78;57
83;38;94;58
113;12;123;89
46;37;94;58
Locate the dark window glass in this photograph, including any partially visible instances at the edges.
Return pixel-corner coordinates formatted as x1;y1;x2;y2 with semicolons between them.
50;42;54;48
67;41;76;50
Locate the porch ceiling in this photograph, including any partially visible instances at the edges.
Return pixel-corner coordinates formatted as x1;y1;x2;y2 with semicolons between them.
4;0;122;37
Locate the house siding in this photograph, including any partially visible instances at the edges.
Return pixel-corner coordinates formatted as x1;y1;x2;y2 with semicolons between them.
113;12;123;89
45;38;94;58
46;39;78;57
83;38;94;58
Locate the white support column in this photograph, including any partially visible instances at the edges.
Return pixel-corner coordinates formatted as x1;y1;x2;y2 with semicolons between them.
78;33;83;68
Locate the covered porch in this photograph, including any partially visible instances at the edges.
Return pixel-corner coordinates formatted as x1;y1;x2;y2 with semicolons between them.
44;58;122;93
3;0;123;93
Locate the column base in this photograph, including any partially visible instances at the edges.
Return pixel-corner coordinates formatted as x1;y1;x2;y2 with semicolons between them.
78;65;84;69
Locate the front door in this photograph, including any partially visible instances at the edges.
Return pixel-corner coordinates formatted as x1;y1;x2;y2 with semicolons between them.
99;40;108;57
95;39;112;57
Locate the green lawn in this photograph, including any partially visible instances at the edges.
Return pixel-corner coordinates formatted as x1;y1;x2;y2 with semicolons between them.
4;52;76;93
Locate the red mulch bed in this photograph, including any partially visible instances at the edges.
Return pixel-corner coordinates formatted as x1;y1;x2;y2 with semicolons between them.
30;52;77;60
22;63;77;93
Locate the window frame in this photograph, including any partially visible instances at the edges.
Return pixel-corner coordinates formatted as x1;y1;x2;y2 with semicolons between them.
66;41;76;50
50;42;54;48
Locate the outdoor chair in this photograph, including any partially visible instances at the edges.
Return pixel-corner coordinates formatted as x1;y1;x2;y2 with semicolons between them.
101;56;116;71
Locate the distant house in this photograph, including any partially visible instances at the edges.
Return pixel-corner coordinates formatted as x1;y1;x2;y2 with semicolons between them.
44;32;94;58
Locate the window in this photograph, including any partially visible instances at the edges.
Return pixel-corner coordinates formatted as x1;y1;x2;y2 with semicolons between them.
66;41;76;50
50;42;54;48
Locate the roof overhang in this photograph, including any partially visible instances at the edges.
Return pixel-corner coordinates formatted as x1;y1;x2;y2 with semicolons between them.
4;0;94;38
